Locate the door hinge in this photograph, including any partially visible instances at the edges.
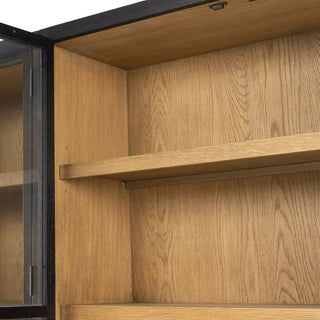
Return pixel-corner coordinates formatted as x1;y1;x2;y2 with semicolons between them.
28;265;33;297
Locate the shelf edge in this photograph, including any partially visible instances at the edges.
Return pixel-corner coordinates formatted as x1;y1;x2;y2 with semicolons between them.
126;161;320;189
61;304;320;320
0;171;23;189
59;132;320;182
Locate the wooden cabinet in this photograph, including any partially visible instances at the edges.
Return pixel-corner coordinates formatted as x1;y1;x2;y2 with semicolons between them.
48;0;320;319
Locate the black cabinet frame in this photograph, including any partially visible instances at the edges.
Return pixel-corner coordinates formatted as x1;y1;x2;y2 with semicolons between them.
38;0;215;42
0;23;55;320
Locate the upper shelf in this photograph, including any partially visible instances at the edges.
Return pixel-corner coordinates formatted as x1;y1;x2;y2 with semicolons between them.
57;0;320;69
0;172;23;190
60;132;320;183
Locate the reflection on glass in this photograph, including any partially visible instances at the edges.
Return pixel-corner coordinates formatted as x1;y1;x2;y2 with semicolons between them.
0;38;43;306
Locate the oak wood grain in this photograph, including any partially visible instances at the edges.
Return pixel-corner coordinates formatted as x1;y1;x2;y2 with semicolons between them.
0;64;23;174
56;21;320;309
131;172;320;304
126;161;320;189
61;304;320;320
0;189;23;304
128;30;320;155
60;133;320;181
0;171;23;189
128;31;320;304
0;64;23;99
0;63;23;304
57;0;320;69
54;47;132;319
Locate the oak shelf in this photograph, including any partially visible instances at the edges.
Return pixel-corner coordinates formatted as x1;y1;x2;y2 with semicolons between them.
59;132;320;183
0;171;23;190
61;304;320;320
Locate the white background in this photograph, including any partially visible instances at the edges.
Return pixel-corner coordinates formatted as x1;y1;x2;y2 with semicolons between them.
0;0;144;32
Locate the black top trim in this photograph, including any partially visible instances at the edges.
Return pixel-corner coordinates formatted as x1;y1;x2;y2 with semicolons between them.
38;0;217;42
0;23;52;48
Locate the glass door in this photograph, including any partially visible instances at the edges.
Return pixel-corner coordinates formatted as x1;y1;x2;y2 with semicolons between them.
0;24;54;320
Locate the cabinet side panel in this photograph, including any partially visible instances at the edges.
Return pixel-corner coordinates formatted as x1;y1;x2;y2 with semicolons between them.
130;172;320;304
54;47;132;318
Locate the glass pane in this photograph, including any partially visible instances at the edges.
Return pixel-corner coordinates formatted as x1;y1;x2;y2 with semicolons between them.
0;37;44;306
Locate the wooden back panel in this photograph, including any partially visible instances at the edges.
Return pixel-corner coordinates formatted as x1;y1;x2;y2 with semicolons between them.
0;64;23;304
0;189;23;304
128;29;320;154
130;172;320;304
0;64;23;173
128;30;320;304
54;47;132;319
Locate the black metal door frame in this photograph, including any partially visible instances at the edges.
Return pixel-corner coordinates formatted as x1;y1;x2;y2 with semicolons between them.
0;23;55;320
0;48;36;307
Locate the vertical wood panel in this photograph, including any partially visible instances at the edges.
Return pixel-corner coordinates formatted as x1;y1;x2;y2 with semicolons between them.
128;30;320;304
0;189;23;304
130;172;320;304
128;30;320;154
0;64;23;173
0;64;23;304
54;47;132;319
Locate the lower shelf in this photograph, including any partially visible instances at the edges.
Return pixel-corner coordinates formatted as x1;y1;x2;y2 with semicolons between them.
0;171;23;190
0;170;38;191
61;304;320;320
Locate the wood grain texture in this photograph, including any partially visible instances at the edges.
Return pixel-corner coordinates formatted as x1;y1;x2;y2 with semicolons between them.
0;64;23;173
61;304;320;320
130;172;320;304
0;63;23;99
60;133;320;181
0;63;23;304
125;29;320;304
0;171;23;189
0;189;23;304
128;30;320;154
57;0;320;69
54;47;132;319
56;21;320;310
126;161;320;189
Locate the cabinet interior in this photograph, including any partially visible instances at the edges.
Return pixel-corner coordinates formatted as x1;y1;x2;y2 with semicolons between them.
0;63;24;305
54;2;320;319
